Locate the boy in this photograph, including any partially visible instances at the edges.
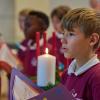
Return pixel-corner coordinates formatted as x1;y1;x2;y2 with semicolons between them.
18;10;49;77
18;9;32;33
48;6;72;71
61;8;100;99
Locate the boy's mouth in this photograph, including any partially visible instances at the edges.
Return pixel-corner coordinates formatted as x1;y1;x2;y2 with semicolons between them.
62;45;68;52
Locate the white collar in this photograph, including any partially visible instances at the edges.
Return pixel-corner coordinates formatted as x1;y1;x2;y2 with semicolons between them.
56;32;63;39
17;39;43;51
68;55;100;76
27;39;43;50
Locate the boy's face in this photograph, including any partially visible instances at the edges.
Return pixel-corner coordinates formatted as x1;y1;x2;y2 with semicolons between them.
61;27;91;59
52;16;63;33
24;16;42;40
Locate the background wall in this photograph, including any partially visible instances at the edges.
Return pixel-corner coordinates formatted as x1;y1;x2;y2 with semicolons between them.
50;0;89;10
0;0;15;43
0;0;90;44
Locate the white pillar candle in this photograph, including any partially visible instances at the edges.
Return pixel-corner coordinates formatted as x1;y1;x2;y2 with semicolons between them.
37;48;56;87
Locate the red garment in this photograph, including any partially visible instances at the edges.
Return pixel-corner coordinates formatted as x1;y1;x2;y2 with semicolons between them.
61;63;100;100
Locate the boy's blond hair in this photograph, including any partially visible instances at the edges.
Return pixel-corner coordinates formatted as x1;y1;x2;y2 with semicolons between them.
62;8;100;49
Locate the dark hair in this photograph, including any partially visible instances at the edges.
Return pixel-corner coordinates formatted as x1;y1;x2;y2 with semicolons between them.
62;8;100;49
51;5;71;20
28;11;49;30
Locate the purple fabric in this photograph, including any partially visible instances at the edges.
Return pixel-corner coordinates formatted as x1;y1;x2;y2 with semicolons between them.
61;63;100;100
29;84;75;100
18;39;43;77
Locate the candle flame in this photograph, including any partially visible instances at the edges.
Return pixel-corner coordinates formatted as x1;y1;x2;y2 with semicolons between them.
45;48;48;54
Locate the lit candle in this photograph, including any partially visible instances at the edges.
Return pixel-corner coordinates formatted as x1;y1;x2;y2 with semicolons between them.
37;48;56;87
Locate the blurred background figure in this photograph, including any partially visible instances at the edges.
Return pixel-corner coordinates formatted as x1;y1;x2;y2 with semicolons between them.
18;9;32;35
51;5;71;35
7;9;33;52
48;5;72;73
90;0;100;11
18;10;49;77
0;33;22;99
15;9;33;50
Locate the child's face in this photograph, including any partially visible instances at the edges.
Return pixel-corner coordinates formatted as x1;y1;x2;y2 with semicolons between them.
52;16;63;33
62;27;91;59
24;16;42;40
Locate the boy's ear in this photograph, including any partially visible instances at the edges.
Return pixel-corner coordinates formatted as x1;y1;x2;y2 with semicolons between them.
89;33;99;47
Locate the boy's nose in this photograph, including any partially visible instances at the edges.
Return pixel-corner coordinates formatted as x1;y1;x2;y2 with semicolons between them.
61;38;63;44
61;37;67;44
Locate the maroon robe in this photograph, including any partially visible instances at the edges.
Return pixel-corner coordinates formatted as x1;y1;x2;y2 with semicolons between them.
61;62;100;100
18;39;43;77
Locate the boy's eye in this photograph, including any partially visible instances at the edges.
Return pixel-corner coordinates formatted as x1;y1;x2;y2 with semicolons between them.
62;32;64;35
67;32;74;36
